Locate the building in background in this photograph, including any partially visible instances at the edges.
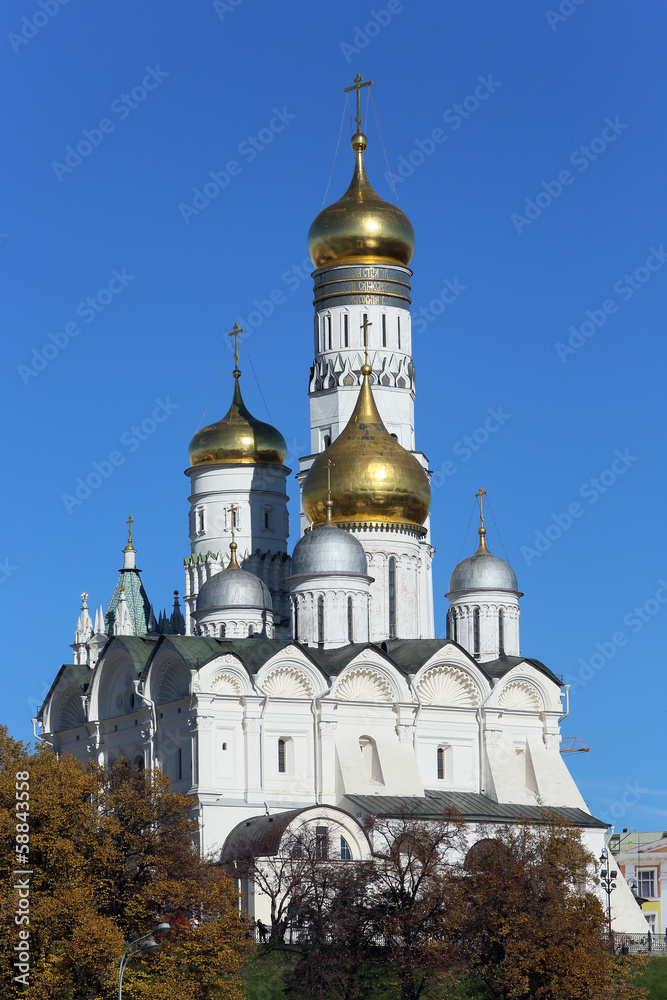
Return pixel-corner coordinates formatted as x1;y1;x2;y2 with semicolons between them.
609;830;667;934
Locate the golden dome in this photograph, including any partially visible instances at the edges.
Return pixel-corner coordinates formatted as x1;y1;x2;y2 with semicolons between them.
302;364;430;528
188;373;287;468
308;132;415;269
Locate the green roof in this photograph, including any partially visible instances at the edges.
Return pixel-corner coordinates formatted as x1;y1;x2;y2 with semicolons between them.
105;568;152;635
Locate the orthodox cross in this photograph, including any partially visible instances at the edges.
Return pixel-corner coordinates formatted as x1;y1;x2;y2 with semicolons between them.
228;322;244;375
227;503;239;543
126;513;134;545
325;459;335;504
81;592;88;603
475;487;487;526
360;316;372;367
344;73;373;132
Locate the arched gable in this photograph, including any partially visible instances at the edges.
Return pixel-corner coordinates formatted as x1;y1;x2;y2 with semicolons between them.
331;650;408;703
412;645;487;707
151;653;190;705
255;646;326;700
197;653;252;697
88;645;139;721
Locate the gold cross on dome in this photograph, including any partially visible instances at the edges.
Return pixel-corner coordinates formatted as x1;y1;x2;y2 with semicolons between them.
344;73;373;132
228;503;239;544
475;487;487;525
126;514;134;544
325;459;335;504
360;315;372;366
81;592;88;603
228;322;244;374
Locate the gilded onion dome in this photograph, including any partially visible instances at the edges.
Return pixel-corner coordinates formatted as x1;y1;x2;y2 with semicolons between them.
302;365;430;528
188;371;287;468
308;131;415;269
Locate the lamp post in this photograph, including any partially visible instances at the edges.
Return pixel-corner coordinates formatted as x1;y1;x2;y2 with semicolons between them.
118;922;170;999
599;848;617;944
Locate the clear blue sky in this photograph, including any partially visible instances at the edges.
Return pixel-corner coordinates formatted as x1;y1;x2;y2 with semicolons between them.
2;0;666;832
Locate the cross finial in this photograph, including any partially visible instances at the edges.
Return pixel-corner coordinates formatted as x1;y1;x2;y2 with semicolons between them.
227;504;240;568
125;514;135;550
81;592;88;604
228;323;244;378
324;459;335;523
475;488;487;525
360;316;372;368
475;488;489;553
344;73;373;132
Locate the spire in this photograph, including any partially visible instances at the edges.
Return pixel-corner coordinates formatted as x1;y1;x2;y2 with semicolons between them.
146;604;158;634
123;514;136;569
475;487;489;554
169;591;185;634
94;605;104;633
104;520;152;635
113;586;133;635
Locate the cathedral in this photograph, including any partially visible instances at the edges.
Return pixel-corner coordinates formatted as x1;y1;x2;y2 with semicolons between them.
38;79;645;932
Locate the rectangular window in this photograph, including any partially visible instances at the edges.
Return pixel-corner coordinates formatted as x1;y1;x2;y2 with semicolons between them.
382;314;387;347
327;315;332;350
388;557;397;639
645;913;657;933
278;739;286;773
347;596;354;643
397;316;401;349
264;509;271;531
437;747;445;780
316;825;328;859
638;870;656;898
343;313;349;347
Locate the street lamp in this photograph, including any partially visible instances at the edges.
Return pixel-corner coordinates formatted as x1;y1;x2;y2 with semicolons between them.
118;922;170;999
599;849;617;943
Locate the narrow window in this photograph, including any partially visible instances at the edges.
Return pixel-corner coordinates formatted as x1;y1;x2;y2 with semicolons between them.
196;508;205;534
316;825;328;858
498;609;505;655
382;314;387;346
437;747;445;780
248;624;254;638
222;742;228;751
327;315;332;350
177;746;182;781
317;596;324;645
264;510;271;530
323;434;331;449
219;623;226;638
340;836;352;860
347;596;354;643
314;316;318;354
388;557;397;639
278;739;286;773
397;316;401;349
294;602;299;640
320;316;325;352
473;608;480;656
343;313;349;347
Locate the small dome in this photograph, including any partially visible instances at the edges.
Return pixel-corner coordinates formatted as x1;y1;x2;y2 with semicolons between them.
196;564;272;612
308;133;415;269
302;367;430;529
189;375;287;468
290;515;368;579
449;529;519;594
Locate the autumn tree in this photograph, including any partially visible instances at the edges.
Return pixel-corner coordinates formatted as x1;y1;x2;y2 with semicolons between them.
0;726;252;1000
454;816;647;1000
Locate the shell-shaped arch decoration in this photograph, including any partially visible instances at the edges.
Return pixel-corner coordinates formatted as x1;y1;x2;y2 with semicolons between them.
210;672;243;696
58;688;86;731
335;667;394;703
498;680;542;711
416;665;481;708
155;657;190;705
262;666;314;699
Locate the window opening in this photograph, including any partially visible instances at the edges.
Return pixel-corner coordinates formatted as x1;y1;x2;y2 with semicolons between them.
473;608;480;656
397;316;401;349
498;609;505;655
343;313;349;347
327;315;332;350
317;595;324;645
316;825;329;858
382;314;387;346
278;739;286;773
437;747;445;780
340;836;352;860
347;596;354;643
388;557;397;639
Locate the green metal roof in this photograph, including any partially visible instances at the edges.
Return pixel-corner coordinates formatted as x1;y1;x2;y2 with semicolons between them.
345;789;607;828
105;568;152;635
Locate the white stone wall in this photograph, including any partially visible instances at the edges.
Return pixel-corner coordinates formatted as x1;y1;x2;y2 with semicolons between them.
449;590;520;660
288;573;371;648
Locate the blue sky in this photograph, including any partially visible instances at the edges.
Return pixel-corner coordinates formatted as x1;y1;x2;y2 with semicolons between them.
2;0;666;832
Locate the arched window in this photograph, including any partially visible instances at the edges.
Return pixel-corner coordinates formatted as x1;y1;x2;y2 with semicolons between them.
436;745;451;781
388;557;397;639
278;738;286;773
317;596;324;645
498;609;505;655
359;736;384;784
323;434;331;449
340;836;352;860
437;746;445;780
347;596;354;643
473;608;480;656
343;313;349;347
219;623;226;638
382;313;387;346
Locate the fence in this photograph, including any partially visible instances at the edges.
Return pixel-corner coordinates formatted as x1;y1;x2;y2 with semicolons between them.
614;932;667;955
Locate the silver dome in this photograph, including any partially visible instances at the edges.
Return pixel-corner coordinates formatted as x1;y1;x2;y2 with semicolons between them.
449;551;518;594
196;567;272;612
290;522;368;579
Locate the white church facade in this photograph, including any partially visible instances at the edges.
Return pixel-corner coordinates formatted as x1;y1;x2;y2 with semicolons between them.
38;79;646;933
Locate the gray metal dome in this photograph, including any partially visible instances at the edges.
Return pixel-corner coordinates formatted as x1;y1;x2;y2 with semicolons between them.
290;521;368;578
449;531;518;593
196;566;272;612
